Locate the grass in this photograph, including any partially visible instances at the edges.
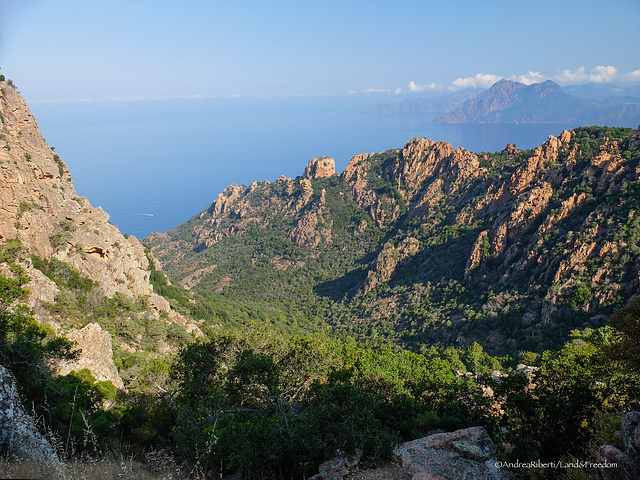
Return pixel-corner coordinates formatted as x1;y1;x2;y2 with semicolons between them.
0;456;187;480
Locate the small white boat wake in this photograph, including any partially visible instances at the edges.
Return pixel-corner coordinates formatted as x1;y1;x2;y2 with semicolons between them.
124;212;155;217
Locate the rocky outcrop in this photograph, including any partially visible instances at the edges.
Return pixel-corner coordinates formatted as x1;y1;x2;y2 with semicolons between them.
310;427;510;480
310;449;362;480
0;77;154;301
597;412;640;480
364;236;420;294
55;323;124;390
0;364;56;460
148;124;640;352
392;427;512;480
0;76;204;389
303;156;336;180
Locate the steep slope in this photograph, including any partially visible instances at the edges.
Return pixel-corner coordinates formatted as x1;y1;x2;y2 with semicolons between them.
148;125;640;354
435;79;640;126
0;79;152;299
0;76;200;386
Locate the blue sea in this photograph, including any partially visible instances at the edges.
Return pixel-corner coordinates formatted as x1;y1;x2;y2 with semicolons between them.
28;96;577;239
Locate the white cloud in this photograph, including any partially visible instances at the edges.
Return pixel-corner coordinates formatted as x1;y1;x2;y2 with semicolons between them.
450;73;503;90
513;71;548;85
407;80;442;92
554;65;618;84
623;69;640;82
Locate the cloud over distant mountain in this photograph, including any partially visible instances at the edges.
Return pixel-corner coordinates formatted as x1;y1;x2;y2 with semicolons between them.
555;65;618;84
398;65;638;95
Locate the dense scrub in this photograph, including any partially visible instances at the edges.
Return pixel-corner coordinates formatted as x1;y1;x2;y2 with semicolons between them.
2;126;640;478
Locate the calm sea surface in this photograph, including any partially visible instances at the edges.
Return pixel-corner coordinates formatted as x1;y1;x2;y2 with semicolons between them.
28;96;576;238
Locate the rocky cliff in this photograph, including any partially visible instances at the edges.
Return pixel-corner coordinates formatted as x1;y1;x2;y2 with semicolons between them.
0;79;156;300
0;76;199;388
148;124;640;354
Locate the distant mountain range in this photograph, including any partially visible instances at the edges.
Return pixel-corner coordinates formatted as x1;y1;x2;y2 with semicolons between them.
435;79;640;125
366;80;640;127
362;88;482;114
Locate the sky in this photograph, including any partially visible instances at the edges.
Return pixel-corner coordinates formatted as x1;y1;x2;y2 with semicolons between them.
1;0;640;103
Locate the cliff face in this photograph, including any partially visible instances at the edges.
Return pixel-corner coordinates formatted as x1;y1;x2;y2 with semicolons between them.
147;124;640;353
0;77;199;387
0;80;155;301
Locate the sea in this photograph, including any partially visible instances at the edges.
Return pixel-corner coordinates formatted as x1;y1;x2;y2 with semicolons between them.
28;95;577;239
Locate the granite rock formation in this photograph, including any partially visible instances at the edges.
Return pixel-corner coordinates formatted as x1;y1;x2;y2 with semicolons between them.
0;76;201;388
55;323;125;390
304;156;336;180
0;78;153;299
148;125;640;353
0;364;56;460
392;427;512;480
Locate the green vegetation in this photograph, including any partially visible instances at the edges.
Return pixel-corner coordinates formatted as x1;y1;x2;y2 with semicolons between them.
53;153;65;176
171;325;486;478
2;125;640;478
49;218;77;249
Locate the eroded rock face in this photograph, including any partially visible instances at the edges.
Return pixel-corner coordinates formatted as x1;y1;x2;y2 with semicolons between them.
303;156;336;180
0;364;56;460
393;426;511;480
0;77;202;382
0;78;153;300
56;323;125;390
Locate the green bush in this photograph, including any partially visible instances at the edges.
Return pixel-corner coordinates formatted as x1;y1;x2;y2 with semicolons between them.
170;327;480;478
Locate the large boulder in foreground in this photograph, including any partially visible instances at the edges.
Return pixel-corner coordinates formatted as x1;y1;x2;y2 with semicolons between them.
598;411;640;480
392;426;511;480
0;365;56;460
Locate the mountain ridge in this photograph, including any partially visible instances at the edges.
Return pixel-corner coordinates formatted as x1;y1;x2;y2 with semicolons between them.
435;79;640;125
147;125;640;354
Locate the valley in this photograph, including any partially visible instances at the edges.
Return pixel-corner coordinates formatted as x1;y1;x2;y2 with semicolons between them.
1;74;640;479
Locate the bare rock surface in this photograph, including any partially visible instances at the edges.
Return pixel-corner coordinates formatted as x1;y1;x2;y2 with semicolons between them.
0;364;56;460
55;323;125;390
310;427;513;480
304;156;336;180
392;427;511;480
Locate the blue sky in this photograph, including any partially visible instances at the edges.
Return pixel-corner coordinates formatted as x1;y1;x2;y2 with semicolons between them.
1;0;639;103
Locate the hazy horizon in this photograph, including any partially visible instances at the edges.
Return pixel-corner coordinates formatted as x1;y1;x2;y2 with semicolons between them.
1;0;638;236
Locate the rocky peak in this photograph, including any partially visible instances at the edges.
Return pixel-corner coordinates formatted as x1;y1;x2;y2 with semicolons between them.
303;156;335;180
435;80;527;123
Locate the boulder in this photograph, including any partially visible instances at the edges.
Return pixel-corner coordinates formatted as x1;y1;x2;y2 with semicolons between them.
0;364;56;460
56;323;124;390
309;449;362;480
598;411;640;479
393;426;511;480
